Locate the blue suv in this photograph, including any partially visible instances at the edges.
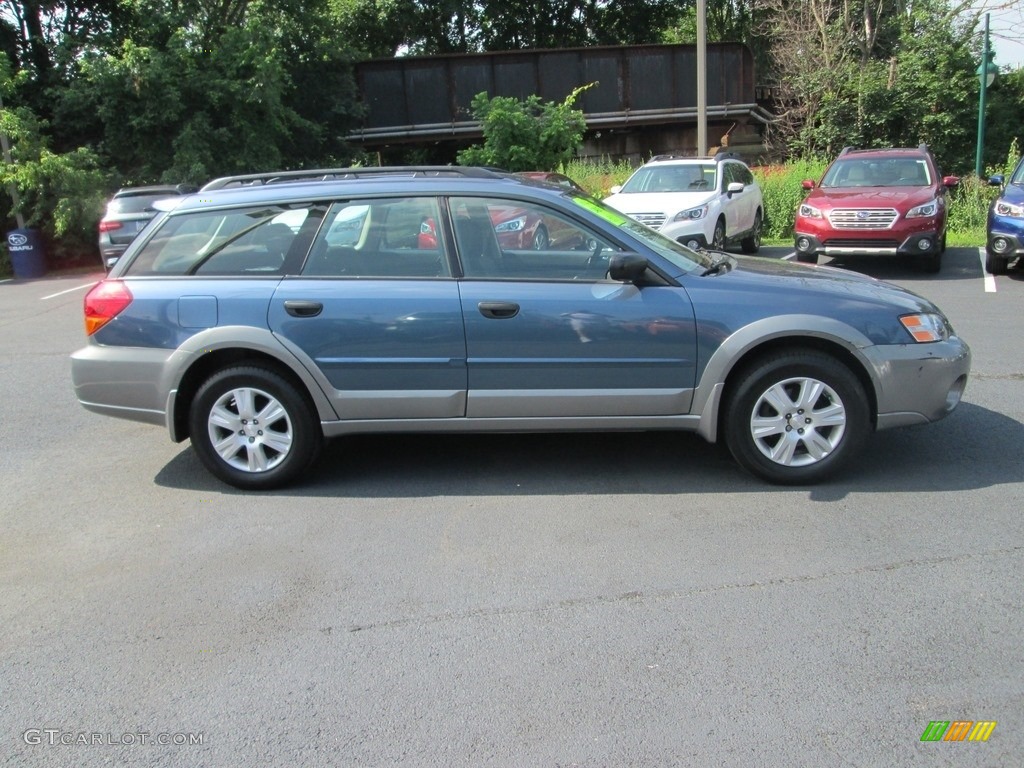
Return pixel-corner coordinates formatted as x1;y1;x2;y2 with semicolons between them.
986;157;1024;274
71;167;971;489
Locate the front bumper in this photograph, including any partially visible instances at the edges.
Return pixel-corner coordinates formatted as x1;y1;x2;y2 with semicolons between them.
865;336;971;430
987;228;1024;260
795;230;943;258
659;219;713;249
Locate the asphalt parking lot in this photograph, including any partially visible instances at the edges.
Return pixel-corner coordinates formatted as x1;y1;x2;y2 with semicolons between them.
1;247;1021;766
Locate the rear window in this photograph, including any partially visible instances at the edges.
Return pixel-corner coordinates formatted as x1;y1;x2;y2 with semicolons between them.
124;205;320;276
107;193;180;215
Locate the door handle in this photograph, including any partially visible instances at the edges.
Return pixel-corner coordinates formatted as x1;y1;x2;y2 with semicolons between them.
284;300;323;317
478;301;520;319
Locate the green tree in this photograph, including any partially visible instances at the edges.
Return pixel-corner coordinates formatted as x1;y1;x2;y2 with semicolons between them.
456;85;591;171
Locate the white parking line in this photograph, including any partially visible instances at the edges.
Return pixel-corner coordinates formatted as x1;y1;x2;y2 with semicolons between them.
40;281;96;300
978;248;997;293
782;251;796;260
0;278;11;284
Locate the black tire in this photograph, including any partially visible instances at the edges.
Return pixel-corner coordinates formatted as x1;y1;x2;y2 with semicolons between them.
919;252;941;273
741;211;762;254
532;226;549;250
189;365;322;490
723;350;870;484
711;218;726;250
796;251;818;264
985;249;1008;275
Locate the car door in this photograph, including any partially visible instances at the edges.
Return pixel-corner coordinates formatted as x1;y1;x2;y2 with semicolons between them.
268;197;468;420
449;196;698;419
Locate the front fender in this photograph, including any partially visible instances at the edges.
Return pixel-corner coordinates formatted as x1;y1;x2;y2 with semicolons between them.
692;314;878;442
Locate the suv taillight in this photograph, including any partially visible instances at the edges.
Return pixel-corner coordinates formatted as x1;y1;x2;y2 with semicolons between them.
84;280;133;336
98;220;123;233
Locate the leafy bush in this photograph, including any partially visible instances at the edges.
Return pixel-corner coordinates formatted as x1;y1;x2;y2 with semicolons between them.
752;160;827;240
559;157;634;198
458;85;593;172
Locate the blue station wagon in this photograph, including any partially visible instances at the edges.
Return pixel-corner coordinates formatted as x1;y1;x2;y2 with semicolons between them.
71;167;971;489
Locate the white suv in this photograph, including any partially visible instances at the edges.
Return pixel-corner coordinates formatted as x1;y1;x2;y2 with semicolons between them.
604;152;763;253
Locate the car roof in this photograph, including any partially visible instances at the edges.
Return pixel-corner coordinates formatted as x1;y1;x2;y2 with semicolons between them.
644;151;746;166
169;167;564;212
835;147;933;161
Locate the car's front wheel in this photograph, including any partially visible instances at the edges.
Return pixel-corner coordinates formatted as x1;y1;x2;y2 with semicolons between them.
985;249;1008;275
724;351;870;484
189;365;322;490
532;226;549;250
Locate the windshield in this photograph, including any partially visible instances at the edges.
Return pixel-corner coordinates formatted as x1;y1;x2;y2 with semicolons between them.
821;157;932;188
1011;161;1024;184
569;194;713;272
620;164;716;193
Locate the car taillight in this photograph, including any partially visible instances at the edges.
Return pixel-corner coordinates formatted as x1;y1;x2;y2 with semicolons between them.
84;280;133;336
98;220;123;232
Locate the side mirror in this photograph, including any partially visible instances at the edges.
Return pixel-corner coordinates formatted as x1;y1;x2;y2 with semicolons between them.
609;185;623;195
988;175;1004;187
801;179;816;190
726;182;744;196
608;253;649;282
942;176;960;189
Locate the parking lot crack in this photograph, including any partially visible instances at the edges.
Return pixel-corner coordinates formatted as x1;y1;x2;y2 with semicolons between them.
346;545;1022;634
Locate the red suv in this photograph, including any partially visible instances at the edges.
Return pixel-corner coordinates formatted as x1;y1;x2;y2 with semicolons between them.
794;145;959;272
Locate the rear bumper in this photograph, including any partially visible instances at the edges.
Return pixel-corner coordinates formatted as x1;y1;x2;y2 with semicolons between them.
71;344;174;427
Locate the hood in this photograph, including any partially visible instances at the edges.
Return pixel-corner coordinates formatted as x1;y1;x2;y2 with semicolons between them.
996;181;1024;205
677;256;944;347
806;186;936;209
604;190;714;216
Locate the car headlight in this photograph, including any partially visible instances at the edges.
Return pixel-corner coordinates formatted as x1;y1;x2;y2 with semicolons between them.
798;203;822;219
900;313;949;343
673;204;708;221
494;217;526;233
906;199;939;218
994;199;1024;218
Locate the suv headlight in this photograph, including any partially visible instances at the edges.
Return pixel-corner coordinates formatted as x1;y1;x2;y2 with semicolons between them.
798;203;822;219
494;217;526;233
674;204;709;221
994;199;1024;218
900;313;949;343
906;199;939;218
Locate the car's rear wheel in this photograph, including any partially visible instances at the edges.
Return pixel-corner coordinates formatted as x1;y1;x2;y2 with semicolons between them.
724;351;870;484
741;211;762;254
189;365;321;490
985;249;1008;275
711;218;726;250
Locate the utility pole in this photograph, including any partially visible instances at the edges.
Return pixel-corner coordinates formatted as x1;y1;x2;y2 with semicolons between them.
697;0;707;156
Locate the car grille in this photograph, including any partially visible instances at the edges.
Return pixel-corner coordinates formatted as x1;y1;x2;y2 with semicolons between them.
828;208;898;229
629;212;666;228
823;238;901;249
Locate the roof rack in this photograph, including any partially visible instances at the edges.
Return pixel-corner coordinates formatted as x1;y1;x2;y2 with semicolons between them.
648;151;744;163
838;146;856;156
201;166;504;192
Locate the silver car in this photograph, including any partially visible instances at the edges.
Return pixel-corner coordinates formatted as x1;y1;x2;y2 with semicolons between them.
72;167;971;490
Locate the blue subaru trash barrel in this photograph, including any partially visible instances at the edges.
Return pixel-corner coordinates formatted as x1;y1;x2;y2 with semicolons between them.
6;228;46;279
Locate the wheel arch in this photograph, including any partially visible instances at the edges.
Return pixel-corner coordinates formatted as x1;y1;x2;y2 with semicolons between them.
165;332;334;443
693;320;880;443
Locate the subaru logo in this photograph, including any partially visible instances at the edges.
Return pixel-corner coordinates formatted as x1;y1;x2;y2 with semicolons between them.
856;211;869;220
7;233;27;247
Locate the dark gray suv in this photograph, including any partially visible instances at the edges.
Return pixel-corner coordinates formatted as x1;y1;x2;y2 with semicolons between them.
98;185;197;270
72;167;971;490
